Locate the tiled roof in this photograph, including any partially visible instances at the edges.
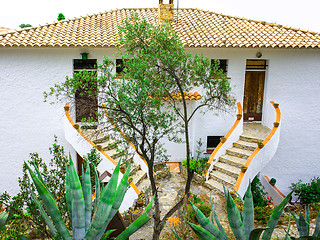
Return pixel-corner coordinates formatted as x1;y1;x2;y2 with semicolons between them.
162;92;201;101
0;27;16;35
0;8;319;48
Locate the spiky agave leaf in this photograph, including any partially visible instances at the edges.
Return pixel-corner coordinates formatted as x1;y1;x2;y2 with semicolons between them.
224;188;246;240
243;182;254;239
93;163;100;214
188;222;219;240
283;213;291;240
313;210;320;237
84;161;121;239
210;196;228;240
171;228;183;240
68;157;86;239
261;191;293;240
31;194;58;237
0;211;9;230
95;163;132;240
114;195;155;240
189;200;226;240
26;164;72;240
65;163;72;221
82;162;92;233
249;228;268;240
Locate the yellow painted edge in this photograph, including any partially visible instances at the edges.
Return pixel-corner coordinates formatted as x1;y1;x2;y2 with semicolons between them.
234;101;281;192
64;103;141;195
264;175;286;198
203;102;243;177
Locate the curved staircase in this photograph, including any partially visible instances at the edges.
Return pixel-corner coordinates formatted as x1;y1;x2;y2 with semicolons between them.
81;129;148;188
205;123;270;195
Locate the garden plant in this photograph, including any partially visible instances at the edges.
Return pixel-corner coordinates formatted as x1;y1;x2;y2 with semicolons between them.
19;157;153;240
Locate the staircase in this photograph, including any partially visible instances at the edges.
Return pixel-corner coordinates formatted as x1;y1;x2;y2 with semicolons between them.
82;128;148;188
205;123;271;195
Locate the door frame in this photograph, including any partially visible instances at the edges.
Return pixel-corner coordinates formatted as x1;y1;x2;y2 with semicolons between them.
243;59;268;122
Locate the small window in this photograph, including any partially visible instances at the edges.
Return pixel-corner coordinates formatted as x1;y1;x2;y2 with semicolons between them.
207;136;223;150
116;59;126;74
211;59;228;73
246;60;267;70
74;59;97;70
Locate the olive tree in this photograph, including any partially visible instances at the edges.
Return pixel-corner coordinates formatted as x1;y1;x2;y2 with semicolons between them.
45;15;233;240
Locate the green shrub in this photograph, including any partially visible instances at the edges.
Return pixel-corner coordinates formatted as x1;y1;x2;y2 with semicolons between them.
251;176;268;207
254;206;273;224
290;177;320;204
182;157;208;175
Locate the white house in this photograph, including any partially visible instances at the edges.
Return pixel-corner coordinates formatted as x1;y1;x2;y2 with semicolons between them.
1;1;320;203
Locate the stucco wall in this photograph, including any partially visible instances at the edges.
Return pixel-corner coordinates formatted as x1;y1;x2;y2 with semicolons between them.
1;47;320;197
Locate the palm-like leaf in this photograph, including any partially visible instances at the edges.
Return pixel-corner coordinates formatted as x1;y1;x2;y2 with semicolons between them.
224;188;246;240
0;211;9;230
188;222;219;240
26;164;72;240
210;196;228;240
243;183;254;239
82;162;92;233
189;200;226;240
313;211;320;237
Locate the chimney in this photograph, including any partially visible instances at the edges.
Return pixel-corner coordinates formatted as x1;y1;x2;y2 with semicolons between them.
158;0;174;23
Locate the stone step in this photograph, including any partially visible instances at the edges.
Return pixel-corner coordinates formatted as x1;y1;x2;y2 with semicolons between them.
82;129;108;143
101;141;117;151
104;148;122;159
130;170;147;187
204;179;232;196
214;162;241;178
209;171;236;188
233;140;257;151
226;147;252;159
219;154;247;168
239;134;264;144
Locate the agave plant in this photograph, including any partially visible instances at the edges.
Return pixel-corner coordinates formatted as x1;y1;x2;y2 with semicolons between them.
286;206;320;239
21;157;153;240
182;183;292;240
0;211;9;231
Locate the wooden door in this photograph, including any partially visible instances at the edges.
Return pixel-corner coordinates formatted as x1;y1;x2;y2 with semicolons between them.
243;71;265;121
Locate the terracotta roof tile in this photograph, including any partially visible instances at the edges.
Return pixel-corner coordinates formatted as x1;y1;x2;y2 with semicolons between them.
162;92;201;101
0;8;319;48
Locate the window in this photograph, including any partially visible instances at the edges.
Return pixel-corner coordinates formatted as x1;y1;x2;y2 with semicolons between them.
207;136;223;152
246;60;267;70
116;59;126;75
211;59;228;74
73;59;98;123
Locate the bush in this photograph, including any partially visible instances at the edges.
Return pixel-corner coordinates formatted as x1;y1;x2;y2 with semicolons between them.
186;193;211;224
251;176;268;207
254;206;273;224
182;157;209;175
290;177;320;204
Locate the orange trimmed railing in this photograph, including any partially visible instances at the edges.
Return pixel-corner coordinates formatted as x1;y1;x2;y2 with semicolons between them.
203;102;243;178
264;175;285;198
102;104;149;170
64;103;141;195
234;101;281;193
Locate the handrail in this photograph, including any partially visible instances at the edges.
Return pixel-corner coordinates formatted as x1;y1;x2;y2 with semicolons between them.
203;102;243;178
102;104;150;171
234;101;281;192
64;103;141;195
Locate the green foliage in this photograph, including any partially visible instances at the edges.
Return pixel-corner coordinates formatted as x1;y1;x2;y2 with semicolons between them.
0;137;69;238
288;206;320;239
179;183;293;240
251;176;268;207
19;24;32;28
290;177;320;204
57;13;65;21
186;193;211;224
182;157;209;175
25;157;153;239
254;206;273;224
